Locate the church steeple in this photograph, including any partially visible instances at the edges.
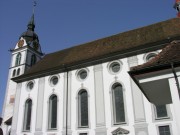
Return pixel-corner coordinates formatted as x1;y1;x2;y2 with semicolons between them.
27;14;35;31
17;13;43;55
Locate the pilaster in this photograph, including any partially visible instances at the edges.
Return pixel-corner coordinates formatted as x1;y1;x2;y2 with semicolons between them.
94;64;106;135
128;56;146;123
34;77;45;135
62;71;72;135
11;83;22;135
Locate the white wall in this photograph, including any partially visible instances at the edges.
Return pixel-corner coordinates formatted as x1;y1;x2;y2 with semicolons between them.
12;52;180;135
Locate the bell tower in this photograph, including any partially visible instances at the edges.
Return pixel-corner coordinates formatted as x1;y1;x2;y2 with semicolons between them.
12;14;43;76
1;14;43;134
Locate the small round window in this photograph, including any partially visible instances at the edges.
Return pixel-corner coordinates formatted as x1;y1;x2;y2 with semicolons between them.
27;81;34;91
50;76;59;86
77;69;88;81
108;61;121;74
146;53;157;62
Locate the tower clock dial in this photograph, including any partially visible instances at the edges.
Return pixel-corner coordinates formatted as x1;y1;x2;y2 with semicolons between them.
18;40;24;48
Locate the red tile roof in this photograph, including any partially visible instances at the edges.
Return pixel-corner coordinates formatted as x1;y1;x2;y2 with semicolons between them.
13;18;180;82
130;40;180;71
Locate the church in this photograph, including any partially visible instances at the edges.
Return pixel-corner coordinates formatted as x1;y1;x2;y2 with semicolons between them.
1;1;180;135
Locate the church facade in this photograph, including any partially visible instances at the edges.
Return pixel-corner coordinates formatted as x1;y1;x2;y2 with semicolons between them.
2;14;180;135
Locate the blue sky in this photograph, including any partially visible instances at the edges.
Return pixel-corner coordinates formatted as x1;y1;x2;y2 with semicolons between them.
0;0;176;116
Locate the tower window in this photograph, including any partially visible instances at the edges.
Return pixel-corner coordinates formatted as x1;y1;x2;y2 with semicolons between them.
112;83;126;124
31;54;36;66
15;53;21;66
17;68;20;76
12;69;16;77
23;99;32;131
48;94;57;129
78;89;89;127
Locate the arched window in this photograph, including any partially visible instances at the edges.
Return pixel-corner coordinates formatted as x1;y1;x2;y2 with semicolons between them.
112;83;125;124
31;54;36;66
17;68;20;76
23;99;32;131
15;53;21;66
78;90;88;127
12;69;16;77
48;94;57;129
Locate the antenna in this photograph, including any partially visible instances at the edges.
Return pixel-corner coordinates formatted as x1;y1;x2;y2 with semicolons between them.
33;0;37;14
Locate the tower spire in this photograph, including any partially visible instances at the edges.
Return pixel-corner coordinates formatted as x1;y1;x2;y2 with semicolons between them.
27;0;37;31
174;0;180;17
33;0;37;15
27;14;35;31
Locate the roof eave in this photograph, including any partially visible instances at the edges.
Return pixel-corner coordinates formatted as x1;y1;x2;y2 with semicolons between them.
12;40;172;83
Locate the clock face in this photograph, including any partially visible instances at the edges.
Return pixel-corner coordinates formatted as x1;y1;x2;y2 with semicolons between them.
18;40;24;48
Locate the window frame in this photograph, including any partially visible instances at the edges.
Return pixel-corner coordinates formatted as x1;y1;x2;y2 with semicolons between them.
48;94;58;130
26;81;34;92
30;54;36;66
22;99;32;132
111;83;126;125
76;68;89;82
144;51;159;62
107;60;122;75
77;89;89;128
12;69;16;77
156;124;172;135
152;104;171;121
17;68;20;76
49;75;60;87
15;52;21;66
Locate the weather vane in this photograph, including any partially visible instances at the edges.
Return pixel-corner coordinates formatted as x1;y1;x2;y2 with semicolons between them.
33;0;37;14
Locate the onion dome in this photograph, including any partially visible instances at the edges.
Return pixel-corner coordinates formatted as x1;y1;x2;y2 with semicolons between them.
19;14;42;53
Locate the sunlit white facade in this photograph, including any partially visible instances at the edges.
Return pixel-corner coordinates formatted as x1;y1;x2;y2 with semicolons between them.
2;17;180;135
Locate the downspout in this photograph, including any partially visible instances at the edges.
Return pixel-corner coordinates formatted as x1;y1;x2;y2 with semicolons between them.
171;63;180;99
66;69;69;135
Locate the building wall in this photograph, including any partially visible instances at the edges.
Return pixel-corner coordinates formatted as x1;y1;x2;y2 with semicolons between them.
2;39;42;135
11;51;180;135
